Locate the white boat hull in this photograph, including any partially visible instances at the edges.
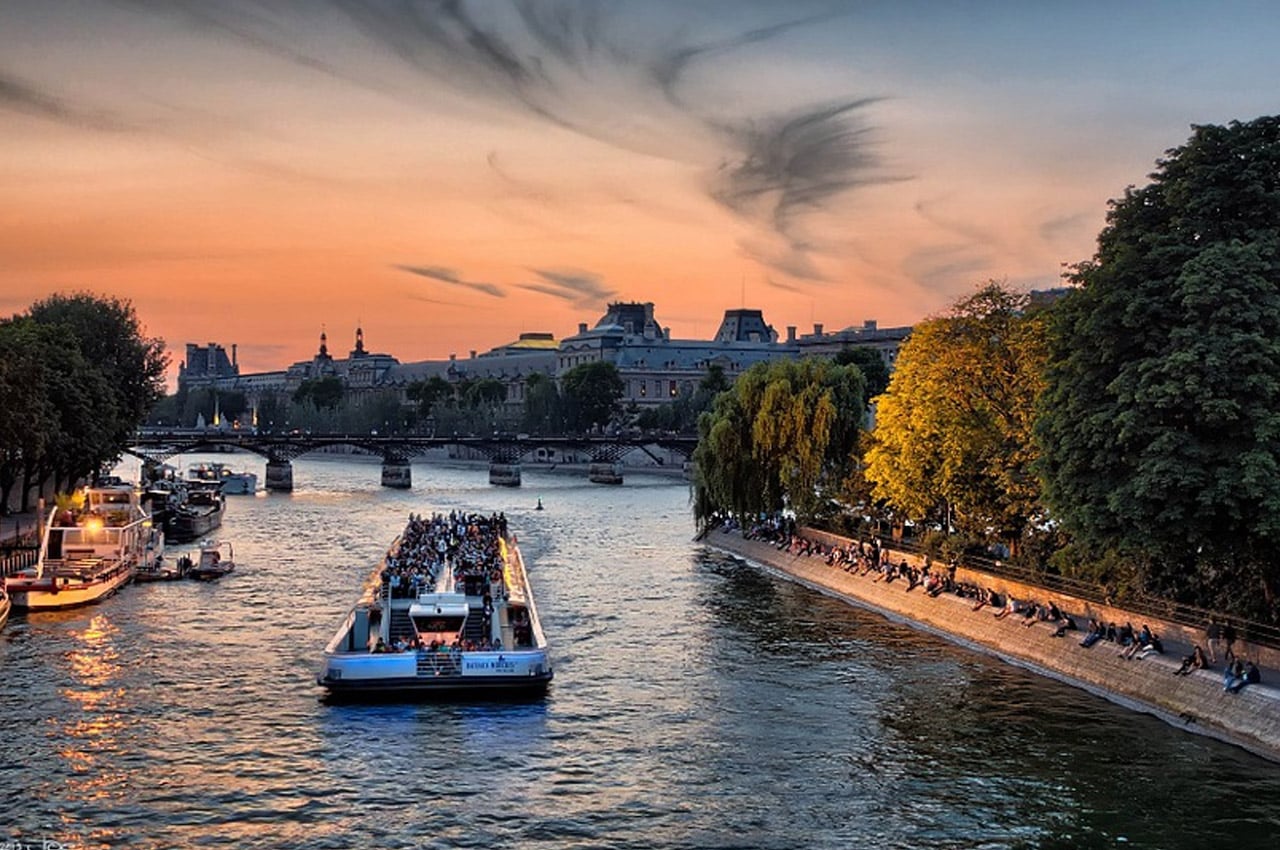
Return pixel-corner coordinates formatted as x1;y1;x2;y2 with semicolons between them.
319;649;553;696
6;563;135;611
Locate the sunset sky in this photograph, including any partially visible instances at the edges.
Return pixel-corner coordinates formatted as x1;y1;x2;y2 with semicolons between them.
3;1;1278;382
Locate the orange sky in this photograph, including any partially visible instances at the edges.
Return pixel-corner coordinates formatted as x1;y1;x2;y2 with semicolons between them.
3;1;1278;381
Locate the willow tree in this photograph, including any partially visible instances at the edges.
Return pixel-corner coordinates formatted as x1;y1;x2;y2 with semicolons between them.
693;357;865;525
864;283;1048;548
1036;116;1280;619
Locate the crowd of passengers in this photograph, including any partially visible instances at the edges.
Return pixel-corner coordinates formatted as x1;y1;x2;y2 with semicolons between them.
373;635;502;653
720;514;1267;695
381;511;510;600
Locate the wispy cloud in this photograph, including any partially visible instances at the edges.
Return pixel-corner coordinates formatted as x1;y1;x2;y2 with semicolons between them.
114;1;890;285
0;71;131;132
517;267;616;307
765;275;806;293
394;264;506;298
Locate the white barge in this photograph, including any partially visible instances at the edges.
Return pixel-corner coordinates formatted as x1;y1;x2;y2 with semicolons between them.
318;512;552;698
6;481;163;610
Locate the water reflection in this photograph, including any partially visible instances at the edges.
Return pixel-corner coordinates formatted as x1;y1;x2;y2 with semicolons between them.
0;457;1277;849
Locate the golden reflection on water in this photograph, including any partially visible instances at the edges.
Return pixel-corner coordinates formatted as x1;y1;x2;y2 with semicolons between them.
46;613;131;848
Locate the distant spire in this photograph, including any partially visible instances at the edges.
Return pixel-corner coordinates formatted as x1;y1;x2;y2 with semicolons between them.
319;326;329;358
355;324;365;354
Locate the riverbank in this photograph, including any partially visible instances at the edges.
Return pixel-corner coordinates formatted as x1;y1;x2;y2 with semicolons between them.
704;528;1280;764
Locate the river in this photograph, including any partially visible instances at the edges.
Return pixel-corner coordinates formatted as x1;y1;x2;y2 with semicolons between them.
2;454;1278;849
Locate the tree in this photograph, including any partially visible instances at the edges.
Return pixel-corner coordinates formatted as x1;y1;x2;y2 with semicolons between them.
693;357;865;524
560;361;624;431
406;376;453;421
522;372;562;434
0;320;56;510
834;346;891;399
294;376;344;410
464;378;507;409
1035;116;1280;620
864;283;1048;549
28;292;167;446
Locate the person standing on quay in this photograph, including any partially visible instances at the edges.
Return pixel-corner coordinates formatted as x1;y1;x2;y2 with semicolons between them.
1206;618;1224;664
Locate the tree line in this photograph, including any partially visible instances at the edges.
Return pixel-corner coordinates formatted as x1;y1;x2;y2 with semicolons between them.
0;293;166;513
693;116;1280;625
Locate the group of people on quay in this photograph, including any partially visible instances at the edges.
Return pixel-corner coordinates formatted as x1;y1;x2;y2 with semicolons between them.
381;510;509;601
724;514;1269;696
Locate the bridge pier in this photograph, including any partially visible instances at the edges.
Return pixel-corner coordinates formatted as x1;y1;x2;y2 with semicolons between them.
264;459;293;492
381;459;412;489
588;461;624;485
489;462;521;487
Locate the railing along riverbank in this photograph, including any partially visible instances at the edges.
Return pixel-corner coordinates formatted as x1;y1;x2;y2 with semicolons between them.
805;526;1280;653
707;528;1280;763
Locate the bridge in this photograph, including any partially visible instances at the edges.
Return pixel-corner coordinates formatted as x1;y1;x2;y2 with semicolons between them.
126;430;699;491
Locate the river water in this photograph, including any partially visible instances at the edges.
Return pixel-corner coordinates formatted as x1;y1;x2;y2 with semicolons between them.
2;455;1278;849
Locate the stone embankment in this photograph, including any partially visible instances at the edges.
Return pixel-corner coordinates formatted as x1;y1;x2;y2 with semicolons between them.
705;529;1280;764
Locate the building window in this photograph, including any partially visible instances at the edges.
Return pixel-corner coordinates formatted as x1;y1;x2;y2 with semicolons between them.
669;380;678;397
639;381;647;398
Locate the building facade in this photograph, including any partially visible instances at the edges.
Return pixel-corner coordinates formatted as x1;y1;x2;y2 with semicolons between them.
175;305;912;425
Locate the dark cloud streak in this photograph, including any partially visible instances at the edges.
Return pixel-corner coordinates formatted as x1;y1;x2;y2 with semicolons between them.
0;71;131;131
394;264;506;298
101;1;895;284
517;267;616;307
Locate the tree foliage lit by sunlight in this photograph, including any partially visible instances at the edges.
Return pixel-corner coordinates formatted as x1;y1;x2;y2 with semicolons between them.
864;283;1048;549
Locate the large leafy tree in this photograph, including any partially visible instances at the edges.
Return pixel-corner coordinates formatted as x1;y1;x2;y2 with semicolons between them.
2;294;166;506
834;346;891;399
560;361;624;431
864;283;1048;548
1035;116;1280;619
28;292;167;448
693;357;865;524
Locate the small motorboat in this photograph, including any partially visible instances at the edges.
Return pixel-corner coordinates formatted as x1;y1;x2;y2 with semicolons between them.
187;540;235;581
134;555;190;583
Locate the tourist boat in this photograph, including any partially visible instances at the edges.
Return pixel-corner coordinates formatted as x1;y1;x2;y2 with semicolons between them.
318;512;553;697
187;462;257;495
187;540;235;581
5;481;164;610
163;482;225;543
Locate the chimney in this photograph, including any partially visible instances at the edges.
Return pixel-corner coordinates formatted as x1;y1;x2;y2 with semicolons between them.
663;326;671;341
469;350;477;359
449;353;456;361
786;326;796;342
864;319;877;331
578;322;588;334
231;343;238;367
813;323;824;336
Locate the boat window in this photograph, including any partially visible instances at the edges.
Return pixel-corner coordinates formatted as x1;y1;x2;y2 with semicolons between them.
412;615;464;633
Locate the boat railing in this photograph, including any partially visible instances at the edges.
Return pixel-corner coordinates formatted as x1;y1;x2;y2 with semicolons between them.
503;536;528;606
416;650;463;677
506;537;548;648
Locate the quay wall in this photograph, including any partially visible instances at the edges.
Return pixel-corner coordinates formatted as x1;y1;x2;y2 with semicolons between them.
705;530;1280;764
798;528;1280;673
